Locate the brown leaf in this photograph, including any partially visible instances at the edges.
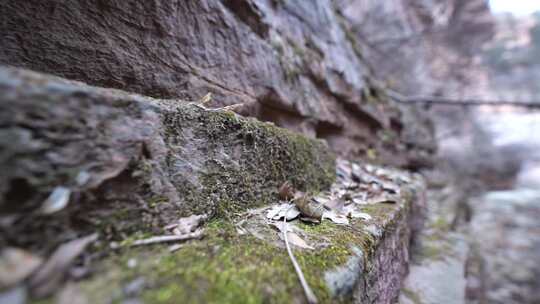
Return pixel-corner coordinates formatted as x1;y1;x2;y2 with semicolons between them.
272;222;314;250
278;181;295;201
322;210;349;225
29;233;98;298
294;195;324;220
166;214;207;235
266;203;300;221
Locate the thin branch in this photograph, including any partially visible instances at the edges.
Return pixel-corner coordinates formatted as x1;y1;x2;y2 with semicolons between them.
283;207;318;304
385;88;540;109
131;230;203;246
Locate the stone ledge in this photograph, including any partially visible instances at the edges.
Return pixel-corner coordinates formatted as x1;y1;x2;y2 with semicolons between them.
58;162;426;304
0;67;335;251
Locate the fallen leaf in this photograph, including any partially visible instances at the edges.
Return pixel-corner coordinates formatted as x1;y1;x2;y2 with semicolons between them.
278;181;295;201
29;233;98;298
322;210;349;225
273;222;314;250
281;232;314;250
294;195;324;220
313;194;343;211
346;208;372;220
167;214;207;235
0;248;43;289
266;204;300;221
200;92;213;104
299;216;321;224
40;186;71;214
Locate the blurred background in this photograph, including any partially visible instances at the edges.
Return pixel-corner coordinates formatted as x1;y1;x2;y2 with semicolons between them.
348;0;540;302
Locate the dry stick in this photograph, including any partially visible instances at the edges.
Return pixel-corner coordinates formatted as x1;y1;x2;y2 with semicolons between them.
132;230;203;246
283;207;318;304
385;88;540;109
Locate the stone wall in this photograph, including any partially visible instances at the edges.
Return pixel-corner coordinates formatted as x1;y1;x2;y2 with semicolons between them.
0;0;435;168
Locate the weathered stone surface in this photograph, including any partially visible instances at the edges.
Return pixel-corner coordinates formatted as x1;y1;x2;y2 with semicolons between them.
0;67;334;251
0;0;434;168
48;162;426;304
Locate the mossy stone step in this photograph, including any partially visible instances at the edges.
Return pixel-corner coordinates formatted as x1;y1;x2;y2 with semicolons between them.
62;168;426;304
0;67;334;252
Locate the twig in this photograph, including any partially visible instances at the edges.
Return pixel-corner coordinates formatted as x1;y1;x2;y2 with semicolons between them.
386;88;540;109
131;230;203;246
283;208;318;304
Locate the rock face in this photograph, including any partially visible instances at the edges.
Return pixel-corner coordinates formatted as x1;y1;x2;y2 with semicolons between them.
0;1;439;302
0;67;334;251
0;0;434;167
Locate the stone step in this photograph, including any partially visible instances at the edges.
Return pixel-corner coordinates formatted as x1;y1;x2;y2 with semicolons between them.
33;160;426;304
0;67;334;252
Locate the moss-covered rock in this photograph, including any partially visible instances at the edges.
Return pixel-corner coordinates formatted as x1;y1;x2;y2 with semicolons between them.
60;172;425;304
0;67;334;251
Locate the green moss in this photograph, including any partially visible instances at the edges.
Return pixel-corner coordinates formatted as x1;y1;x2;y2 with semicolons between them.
75;217;390;304
162;105;335;218
360;203;398;222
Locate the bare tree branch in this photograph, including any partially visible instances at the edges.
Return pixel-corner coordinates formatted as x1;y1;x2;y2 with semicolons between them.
386;89;540;109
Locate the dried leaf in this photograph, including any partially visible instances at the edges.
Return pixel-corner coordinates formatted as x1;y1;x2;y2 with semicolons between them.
294;195;324;220
271;221;314;249
0;248;42;289
40;186;71;214
299;216;321;224
200;92;212;104
278;181;295;201
167;214;207;235
313;195;343;211
279;231;314;250
266;204;300;221
322;210;349;225
29;233;98;298
349;210;372;220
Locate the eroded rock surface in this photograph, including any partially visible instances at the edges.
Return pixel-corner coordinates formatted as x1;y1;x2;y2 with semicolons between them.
0;67;334;252
0;0;435;167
